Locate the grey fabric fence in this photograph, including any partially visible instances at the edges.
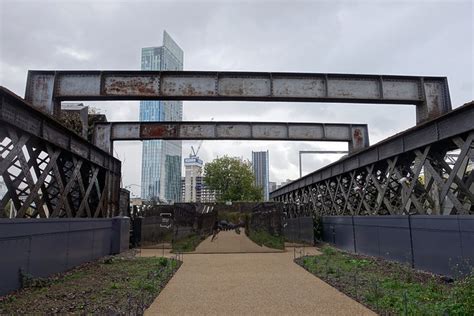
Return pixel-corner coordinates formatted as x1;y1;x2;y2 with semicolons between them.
0;217;130;296
322;215;474;276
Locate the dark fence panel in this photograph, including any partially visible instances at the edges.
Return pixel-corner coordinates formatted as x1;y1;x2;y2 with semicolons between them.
353;216;412;263
410;216;465;276
284;217;314;244
0;217;130;296
322;215;474;277
322;217;355;252
459;216;474;267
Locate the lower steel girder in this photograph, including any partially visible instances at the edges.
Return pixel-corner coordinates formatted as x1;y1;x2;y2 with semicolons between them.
93;121;370;155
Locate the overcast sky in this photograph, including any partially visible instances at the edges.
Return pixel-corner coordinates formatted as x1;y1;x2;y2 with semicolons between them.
1;0;473;197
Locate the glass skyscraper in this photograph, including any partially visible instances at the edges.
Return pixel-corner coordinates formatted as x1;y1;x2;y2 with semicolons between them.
252;151;270;201
140;31;183;202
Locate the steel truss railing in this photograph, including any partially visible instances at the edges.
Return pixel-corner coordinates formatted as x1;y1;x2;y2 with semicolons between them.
272;102;474;217
0;87;121;218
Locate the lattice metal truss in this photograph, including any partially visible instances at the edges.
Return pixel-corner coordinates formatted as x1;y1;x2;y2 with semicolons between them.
272;102;474;217
0;87;121;218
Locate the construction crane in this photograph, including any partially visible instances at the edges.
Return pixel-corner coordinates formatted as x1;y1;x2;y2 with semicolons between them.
190;141;203;158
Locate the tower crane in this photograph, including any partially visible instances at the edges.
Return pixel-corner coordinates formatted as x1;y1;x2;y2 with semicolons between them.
190;140;203;158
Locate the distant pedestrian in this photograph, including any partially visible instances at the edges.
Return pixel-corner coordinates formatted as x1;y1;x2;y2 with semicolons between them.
211;220;219;241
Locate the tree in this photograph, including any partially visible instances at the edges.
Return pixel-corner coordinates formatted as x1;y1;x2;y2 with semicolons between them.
204;156;263;202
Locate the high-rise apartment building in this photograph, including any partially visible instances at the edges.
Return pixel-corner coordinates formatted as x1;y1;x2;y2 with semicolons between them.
252;151;270;201
269;181;277;193
140;31;183;202
183;156;203;202
277;179;293;189
181;176;218;203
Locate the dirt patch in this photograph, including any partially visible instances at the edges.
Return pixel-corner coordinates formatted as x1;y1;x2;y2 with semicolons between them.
0;250;181;315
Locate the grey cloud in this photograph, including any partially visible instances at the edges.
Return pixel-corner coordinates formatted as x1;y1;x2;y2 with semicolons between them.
1;0;472;193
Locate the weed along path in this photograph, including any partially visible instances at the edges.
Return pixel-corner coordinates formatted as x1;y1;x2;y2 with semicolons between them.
142;235;375;315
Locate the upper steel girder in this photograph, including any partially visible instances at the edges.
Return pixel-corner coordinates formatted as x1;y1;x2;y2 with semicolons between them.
26;70;451;124
0;87;121;218
277;102;474;217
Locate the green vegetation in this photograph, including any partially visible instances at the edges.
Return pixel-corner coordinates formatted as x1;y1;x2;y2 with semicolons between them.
297;245;474;315
172;233;204;252
204;156;263;202
0;254;180;314
248;229;284;250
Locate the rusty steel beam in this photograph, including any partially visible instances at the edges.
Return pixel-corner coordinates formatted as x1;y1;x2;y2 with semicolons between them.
93;121;369;155
25;70;451;124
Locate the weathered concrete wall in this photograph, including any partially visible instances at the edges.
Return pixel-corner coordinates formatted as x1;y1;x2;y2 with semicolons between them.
0;217;130;296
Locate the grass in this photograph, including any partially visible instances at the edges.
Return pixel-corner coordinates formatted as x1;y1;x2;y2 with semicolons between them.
296;245;474;315
248;229;285;250
0;254;180;314
172;233;204;252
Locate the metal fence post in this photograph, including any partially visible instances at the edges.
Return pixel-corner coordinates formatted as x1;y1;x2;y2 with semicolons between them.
351;215;357;253
408;215;415;268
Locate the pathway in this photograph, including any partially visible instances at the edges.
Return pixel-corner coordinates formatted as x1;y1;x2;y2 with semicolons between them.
141;231;374;315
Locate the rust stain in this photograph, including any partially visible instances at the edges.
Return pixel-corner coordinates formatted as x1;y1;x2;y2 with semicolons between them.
426;95;442;120
182;83;198;96
163;81;176;94
140;124;178;139
33;76;52;101
221;85;244;95
106;78;156;95
353;128;364;146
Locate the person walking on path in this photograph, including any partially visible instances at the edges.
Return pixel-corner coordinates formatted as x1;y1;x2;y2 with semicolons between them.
211;220;219;242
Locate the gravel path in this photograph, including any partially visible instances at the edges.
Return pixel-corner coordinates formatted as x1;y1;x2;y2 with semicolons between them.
193;229;282;253
143;243;374;315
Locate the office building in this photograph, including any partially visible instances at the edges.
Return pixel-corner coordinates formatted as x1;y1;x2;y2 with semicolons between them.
140;31;183;203
252;151;270;201
198;177;218;203
269;181;277;193
181;175;217;203
183;156;203;202
277;179;293;189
